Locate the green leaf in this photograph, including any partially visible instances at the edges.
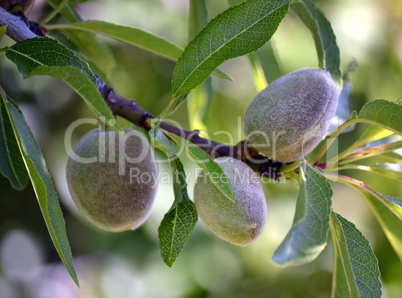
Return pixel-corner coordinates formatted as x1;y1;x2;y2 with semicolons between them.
167;0;291;113
381;151;402;164
0;93;78;285
158;199;198;267
149;124;177;158
339;163;402;183
0;90;28;190
292;0;341;84
330;212;382;298
49;21;232;81
357;127;394;146
5;37;119;130
187;0;214;131
62;29;115;80
357;99;402;135
165;132;234;202
255;41;282;83
150;126;198;266
44;0;89;24
47;4;115;79
150;124;196;207
159;156;198;267
0;25;7;41
364;194;402;262
50;21;183;62
272;161;333;265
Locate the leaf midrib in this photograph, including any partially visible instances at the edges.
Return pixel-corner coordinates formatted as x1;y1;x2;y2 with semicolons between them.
7;47;45;67
168;207;179;265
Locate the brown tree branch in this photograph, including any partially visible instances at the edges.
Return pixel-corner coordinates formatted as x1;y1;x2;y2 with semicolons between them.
97;79;282;180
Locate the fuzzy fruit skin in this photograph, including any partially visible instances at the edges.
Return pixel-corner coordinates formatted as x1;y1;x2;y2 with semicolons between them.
0;0;35;13
66;129;158;232
194;157;267;246
244;68;339;162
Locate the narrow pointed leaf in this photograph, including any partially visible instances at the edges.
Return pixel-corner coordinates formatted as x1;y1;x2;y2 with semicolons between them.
255;41;282;83
0;92;28;190
272;161;333;265
364;194;402;261
165;132;234;202
5;37;119;130
49;21;231;81
63;30;116;79
292;0;341;84
330;212;382;298
339;140;402;165
44;0;89;23
149;124;177;158
189;0;208;39
51;21;182;61
169;0;291;112
46;1;115;79
357;127;394;145
187;0;214;131
0;94;78;285
339;163;402;183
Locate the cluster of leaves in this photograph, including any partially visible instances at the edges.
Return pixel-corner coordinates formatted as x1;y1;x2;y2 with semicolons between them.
0;0;401;296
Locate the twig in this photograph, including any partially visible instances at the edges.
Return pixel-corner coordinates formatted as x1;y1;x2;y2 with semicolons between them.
97;79;283;179
1;7;283;180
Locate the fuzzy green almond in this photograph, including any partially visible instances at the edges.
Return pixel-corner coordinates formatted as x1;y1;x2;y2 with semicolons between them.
244;68;339;162
194;157;267;246
66;129;158;232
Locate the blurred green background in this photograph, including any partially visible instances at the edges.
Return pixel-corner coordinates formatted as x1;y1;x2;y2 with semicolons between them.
0;0;401;297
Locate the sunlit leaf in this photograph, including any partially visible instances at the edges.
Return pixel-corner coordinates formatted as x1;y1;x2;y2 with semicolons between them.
49;21;231;81
357;100;402;135
339;140;402;165
330;212;382;298
272;161;333;265
5;37;119;130
339;163;402;183
0;92;78;285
